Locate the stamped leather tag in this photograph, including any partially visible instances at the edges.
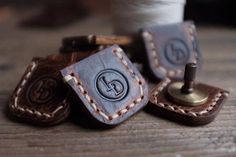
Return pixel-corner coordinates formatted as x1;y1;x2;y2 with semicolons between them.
142;21;202;80
9;52;94;126
61;45;149;125
149;79;229;125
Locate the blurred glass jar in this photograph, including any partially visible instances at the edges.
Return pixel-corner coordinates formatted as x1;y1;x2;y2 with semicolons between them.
111;0;186;35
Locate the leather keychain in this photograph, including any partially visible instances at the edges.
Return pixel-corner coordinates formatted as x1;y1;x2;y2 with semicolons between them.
9;51;95;126
149;63;229;125
61;45;149;126
141;21;202;80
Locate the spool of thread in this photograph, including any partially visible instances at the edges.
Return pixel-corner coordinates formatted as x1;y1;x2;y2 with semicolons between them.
111;0;186;35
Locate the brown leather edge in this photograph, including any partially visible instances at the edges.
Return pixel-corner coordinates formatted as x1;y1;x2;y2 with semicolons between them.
148;78;229;126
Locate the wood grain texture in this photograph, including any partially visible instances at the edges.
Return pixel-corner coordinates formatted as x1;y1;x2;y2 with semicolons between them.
0;8;236;157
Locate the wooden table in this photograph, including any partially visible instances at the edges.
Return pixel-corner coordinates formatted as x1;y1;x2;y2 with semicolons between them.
0;9;236;157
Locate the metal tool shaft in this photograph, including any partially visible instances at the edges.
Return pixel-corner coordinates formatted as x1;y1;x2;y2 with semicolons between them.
181;63;197;94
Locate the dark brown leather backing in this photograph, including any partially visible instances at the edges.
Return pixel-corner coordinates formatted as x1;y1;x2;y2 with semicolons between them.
9;52;94;126
142;21;202;80
62;35;133;47
60;35;133;53
149;79;229;125
61;45;149;125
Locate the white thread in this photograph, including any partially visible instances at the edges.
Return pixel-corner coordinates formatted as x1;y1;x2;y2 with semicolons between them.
85;95;91;103
189;112;197;117
128;103;135;109
111;114;119;119
78;85;85;93
216;93;221;97
207;106;213;111
91;103;97;111
122;60;128;67
63;75;74;82
134;75;141;83
120;109;128;114
52;106;64;115
136;97;142;103
117;47;123;53
98;111;109;120
129;69;135;76
111;0;186;34
167;105;175;111
26;72;31;78
159;67;167;74
179;109;186;114
35;111;42;116
31;62;37;70
21;79;26;86
18;107;24;112
115;49;123;59
43;113;50;118
150;43;155;49
211;102;216;106
16;88;21;95
140;85;144;96
14;97;18;107
168;70;175;77
72;76;78;84
159;103;165;107
223;93;229;97
26;109;33;114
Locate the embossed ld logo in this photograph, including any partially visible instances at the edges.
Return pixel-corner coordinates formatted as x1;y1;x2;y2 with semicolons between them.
95;69;128;101
165;39;189;65
28;76;58;105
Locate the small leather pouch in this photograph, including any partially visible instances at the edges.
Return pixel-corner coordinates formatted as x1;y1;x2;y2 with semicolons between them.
149;78;229;125
141;21;202;80
9;52;94;126
61;45;149;126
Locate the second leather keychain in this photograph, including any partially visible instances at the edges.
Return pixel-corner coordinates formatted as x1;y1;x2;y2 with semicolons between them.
149;63;229;125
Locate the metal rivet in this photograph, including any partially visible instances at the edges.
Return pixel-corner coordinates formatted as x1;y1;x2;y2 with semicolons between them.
167;63;208;106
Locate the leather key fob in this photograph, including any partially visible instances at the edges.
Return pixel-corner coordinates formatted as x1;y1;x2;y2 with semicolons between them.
141;21;202;80
61;45;149;126
149;79;229;125
9;52;94;126
148;63;229;126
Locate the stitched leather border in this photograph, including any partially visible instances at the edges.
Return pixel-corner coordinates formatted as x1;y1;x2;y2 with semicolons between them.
63;47;145;121
151;78;229;117
9;61;68;119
